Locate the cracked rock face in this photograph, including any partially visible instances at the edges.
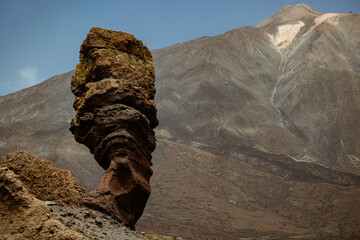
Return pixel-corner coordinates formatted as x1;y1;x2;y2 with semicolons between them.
70;27;158;229
0;151;85;207
0;167;86;240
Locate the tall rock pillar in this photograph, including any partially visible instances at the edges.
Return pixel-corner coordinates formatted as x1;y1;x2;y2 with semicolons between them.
69;27;158;229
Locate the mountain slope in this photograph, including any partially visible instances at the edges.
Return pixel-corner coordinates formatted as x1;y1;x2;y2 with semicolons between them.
1;4;360;239
0;71;103;191
138;137;360;239
153;4;360;175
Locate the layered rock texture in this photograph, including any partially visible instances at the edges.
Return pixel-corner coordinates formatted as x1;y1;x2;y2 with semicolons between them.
0;151;84;206
0;4;360;240
69;27;158;229
0;153;86;240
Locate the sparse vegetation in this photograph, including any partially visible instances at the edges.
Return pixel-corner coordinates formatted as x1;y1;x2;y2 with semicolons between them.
70;226;84;234
145;233;183;240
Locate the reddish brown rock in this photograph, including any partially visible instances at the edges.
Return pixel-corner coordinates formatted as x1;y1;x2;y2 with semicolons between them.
70;27;158;229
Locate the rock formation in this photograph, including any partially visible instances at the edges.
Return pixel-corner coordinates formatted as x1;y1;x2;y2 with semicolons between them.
1;5;360;239
69;27;158;229
0;151;84;206
0;167;86;240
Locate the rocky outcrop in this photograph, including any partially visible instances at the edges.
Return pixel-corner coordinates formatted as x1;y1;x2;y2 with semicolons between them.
70;27;158;229
0;151;84;206
0;167;86;240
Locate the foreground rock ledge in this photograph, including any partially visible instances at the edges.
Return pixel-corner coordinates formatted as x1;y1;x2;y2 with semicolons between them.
70;27;158;229
0;151;85;206
0;167;86;240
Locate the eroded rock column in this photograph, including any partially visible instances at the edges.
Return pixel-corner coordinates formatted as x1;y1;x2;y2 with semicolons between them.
70;27;158;229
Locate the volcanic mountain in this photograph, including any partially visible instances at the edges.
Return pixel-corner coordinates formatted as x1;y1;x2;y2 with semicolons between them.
154;3;360;175
1;4;360;239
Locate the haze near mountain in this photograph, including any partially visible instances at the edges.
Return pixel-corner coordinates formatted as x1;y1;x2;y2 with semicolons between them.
1;4;360;239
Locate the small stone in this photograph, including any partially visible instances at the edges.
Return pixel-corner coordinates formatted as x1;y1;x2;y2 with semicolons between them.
17;227;25;233
44;201;57;206
95;217;103;227
90;211;98;218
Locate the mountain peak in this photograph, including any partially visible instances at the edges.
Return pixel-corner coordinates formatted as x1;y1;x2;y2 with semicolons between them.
256;4;322;28
279;3;321;14
294;3;322;13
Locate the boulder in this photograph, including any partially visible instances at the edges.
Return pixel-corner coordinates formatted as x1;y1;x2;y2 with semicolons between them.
0;151;85;206
0;167;86;240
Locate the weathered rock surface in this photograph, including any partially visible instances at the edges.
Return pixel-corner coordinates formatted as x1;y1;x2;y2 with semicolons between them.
70;27;158;229
0;167;86;240
49;205;182;240
0;151;84;206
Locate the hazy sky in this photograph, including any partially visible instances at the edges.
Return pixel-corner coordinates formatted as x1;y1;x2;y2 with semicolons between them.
0;0;359;96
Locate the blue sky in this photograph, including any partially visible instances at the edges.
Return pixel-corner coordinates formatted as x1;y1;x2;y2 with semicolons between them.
0;0;359;96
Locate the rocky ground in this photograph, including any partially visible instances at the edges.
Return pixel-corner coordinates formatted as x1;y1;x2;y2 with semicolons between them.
0;152;182;240
49;204;182;240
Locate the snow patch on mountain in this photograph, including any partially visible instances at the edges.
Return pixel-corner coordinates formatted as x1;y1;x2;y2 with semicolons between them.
268;21;305;52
